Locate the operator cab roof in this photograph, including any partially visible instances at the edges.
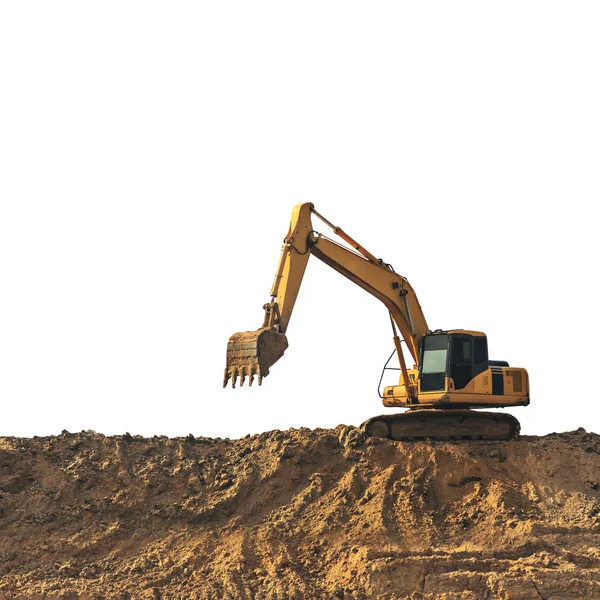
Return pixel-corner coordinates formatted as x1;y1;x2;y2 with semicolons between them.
425;329;486;337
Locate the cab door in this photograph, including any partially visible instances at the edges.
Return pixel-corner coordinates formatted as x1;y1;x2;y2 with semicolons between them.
449;334;489;390
449;335;473;390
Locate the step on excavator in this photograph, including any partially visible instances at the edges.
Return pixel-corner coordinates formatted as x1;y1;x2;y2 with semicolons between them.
223;203;529;441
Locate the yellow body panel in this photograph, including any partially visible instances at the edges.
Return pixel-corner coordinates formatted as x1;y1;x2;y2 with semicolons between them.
383;366;530;409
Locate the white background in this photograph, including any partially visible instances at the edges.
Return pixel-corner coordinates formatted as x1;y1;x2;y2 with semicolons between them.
1;2;598;438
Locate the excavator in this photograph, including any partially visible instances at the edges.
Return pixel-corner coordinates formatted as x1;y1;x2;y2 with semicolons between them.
223;203;529;441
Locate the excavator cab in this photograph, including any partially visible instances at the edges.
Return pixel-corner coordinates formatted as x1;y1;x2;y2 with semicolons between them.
383;329;529;410
421;331;489;392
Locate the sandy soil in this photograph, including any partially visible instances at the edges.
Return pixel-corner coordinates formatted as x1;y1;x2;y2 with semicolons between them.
1;426;600;599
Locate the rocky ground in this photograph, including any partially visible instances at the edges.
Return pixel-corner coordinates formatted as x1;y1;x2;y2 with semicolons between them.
1;426;600;599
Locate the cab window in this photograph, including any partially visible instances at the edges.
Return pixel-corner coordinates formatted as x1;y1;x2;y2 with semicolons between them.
450;335;473;390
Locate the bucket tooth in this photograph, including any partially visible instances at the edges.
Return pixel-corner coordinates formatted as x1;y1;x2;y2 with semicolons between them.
246;365;255;387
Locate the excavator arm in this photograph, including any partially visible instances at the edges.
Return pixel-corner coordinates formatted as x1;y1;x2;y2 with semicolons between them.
223;202;428;390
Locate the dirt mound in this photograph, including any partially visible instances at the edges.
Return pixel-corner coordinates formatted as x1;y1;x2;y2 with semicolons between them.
1;426;600;599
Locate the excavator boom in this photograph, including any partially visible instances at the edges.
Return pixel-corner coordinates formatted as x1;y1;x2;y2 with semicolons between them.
223;202;427;389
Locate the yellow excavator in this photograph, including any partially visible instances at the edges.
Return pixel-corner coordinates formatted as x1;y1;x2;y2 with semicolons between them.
223;203;529;441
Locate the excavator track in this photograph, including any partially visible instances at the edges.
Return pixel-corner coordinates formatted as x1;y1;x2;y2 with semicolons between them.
361;409;520;441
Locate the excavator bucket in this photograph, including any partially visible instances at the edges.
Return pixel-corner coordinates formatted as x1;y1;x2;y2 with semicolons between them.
223;328;288;388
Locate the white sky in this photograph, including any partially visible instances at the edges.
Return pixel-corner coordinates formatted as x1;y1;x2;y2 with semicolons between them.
1;2;598;438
